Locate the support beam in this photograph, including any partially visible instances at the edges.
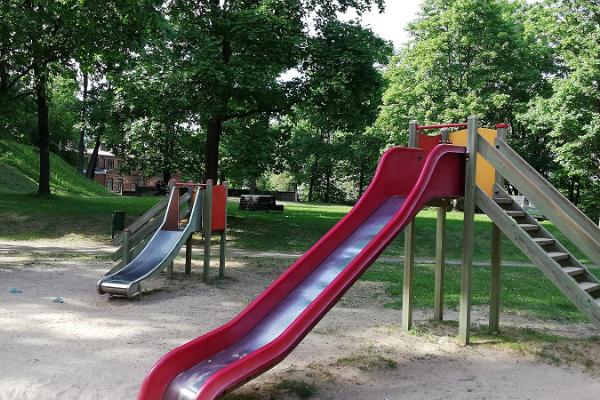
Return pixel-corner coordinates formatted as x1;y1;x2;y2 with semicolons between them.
203;180;213;282
459;115;479;345
489;125;506;333
219;181;228;278
434;128;450;322
402;120;418;331
185;235;193;275
434;202;447;321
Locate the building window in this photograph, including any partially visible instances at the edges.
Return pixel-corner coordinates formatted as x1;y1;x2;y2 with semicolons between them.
107;178;113;191
106;158;114;170
115;179;123;193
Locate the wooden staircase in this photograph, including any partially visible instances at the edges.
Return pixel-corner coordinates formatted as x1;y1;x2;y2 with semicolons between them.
476;185;600;327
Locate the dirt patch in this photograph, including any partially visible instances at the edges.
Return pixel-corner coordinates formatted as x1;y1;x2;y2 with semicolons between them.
1;239;600;399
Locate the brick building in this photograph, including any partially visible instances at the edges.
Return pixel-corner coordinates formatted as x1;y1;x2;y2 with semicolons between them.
86;148;179;195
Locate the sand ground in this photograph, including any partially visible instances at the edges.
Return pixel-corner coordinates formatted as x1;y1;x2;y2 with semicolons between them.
1;238;600;400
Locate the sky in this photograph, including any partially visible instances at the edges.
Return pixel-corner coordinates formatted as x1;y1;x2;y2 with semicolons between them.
342;1;425;50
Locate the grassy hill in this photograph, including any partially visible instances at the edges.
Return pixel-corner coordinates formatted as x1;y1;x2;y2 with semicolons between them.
0;139;109;196
0;139;160;240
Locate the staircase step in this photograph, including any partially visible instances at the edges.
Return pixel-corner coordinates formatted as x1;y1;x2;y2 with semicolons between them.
547;252;570;261
519;224;540;232
578;282;600;293
563;266;586;277
532;237;555;246
506;210;526;217
494;197;513;205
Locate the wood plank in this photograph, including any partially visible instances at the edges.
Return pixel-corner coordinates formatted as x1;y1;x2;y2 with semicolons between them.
547;252;569;261
563;266;585;277
402;220;416;331
533;237;555;246
506;210;526;217
478;138;600;266
112;197;167;245
578;282;600;293
203;181;213;282
434;205;446;322
489;224;501;333
476;188;600;329
402;120;418;332
459;116;478;345
493;197;513;205
519;224;539;231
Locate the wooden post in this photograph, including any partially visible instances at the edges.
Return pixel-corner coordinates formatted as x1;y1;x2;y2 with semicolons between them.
459;115;479;345
185;236;193;275
167;261;174;279
434;128;450;322
434;202;447;321
122;229;131;264
402;120;418;331
185;185;194;275
489;124;507;333
219;181;228;278
203;180;213;282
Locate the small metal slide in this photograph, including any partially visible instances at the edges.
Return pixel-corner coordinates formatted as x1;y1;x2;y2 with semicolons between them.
138;144;467;400
97;188;203;298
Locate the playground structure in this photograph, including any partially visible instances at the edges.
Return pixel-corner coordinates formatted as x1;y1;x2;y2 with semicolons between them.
401;119;600;344
134;116;600;400
98;180;228;298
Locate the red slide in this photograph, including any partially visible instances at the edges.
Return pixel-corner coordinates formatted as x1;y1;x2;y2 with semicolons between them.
139;144;466;400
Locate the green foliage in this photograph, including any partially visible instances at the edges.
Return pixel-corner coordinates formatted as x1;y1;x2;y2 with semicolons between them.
521;0;600;218
374;0;554;145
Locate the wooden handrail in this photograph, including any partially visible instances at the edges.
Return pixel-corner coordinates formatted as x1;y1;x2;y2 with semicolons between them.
478;137;600;264
111;192;192;261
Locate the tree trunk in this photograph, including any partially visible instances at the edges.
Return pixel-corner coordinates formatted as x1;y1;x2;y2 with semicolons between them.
568;176;575;202
34;63;50;195
358;163;365;200
162;170;172;184
249;177;257;194
205;117;222;182
86;134;101;180
308;154;319;203
325;166;331;203
574;177;580;206
78;71;89;174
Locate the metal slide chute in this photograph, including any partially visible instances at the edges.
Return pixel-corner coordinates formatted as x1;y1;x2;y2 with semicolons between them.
97;186;203;298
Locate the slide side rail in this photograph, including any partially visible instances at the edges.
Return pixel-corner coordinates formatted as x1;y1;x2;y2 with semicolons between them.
110;193;192;267
478;137;600;265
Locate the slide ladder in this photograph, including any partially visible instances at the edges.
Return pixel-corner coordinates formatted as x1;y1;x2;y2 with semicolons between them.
477;185;600;327
477;135;600;328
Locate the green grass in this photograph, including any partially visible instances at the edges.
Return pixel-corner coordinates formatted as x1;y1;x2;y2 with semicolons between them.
275;379;317;399
361;262;600;322
228;202;589;264
0;139;109;196
0;139;160;240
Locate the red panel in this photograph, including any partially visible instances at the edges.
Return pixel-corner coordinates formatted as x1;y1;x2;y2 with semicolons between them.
138;145;466;400
163;187;180;231
417;133;442;156
211;185;227;232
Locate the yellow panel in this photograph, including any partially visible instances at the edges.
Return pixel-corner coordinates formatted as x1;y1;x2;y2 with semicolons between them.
449;128;497;197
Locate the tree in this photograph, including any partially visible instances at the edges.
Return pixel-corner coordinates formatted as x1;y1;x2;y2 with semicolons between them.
157;0;385;182
273;20;390;202
373;0;553;145
1;0;160;194
523;0;600;217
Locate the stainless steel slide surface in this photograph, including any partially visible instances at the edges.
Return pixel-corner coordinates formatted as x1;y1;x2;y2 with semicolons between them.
164;196;406;400
97;190;202;298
